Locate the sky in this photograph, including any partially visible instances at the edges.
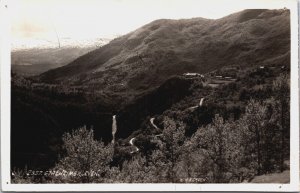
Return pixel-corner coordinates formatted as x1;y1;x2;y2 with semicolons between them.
8;0;291;48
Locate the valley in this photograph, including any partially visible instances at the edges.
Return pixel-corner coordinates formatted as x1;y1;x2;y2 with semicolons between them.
11;9;291;183
11;38;112;76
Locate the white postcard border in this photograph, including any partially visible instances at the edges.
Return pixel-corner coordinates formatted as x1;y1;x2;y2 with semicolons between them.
1;0;299;191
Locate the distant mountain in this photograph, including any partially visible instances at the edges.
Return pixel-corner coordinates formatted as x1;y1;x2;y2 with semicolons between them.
11;38;112;75
39;9;290;99
12;37;112;51
12;47;94;75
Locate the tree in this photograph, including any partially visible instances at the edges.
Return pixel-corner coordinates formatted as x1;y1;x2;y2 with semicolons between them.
161;117;186;182
259;97;283;172
175;143;213;183
239;98;286;175
272;74;290;171
52;126;114;183
146;117;186;182
111;154;156;183
187;114;246;183
239;100;268;175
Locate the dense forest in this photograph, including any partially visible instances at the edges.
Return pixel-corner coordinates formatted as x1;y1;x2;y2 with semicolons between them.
11;64;290;183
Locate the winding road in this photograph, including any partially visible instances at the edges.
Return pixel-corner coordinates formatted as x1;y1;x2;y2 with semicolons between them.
199;97;204;106
125;99;205;154
150;117;163;137
110;114;140;154
129;137;139;154
115;98;205;154
129;117;162;154
150;117;159;130
111;115;117;144
188;97;205;110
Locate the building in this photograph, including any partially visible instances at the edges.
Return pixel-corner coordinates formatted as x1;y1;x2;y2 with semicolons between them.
183;73;204;78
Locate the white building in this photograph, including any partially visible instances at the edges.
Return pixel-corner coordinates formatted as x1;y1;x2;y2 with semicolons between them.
183;73;204;78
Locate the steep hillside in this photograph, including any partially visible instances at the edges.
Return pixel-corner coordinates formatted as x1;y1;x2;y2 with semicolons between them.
39;9;290;99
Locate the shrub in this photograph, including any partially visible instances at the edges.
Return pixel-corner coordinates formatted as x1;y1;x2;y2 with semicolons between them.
52;126;114;183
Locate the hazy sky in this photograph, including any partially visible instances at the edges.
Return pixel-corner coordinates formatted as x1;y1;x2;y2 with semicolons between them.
9;0;291;46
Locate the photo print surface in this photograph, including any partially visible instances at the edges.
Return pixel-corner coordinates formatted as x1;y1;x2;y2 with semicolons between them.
4;0;297;189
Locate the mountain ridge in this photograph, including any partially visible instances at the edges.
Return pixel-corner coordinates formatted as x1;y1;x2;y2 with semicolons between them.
39;9;290;101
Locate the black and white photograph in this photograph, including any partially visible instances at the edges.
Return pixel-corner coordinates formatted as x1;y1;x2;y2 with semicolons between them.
0;0;299;191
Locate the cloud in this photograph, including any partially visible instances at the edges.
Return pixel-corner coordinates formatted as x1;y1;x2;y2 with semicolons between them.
13;22;49;35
